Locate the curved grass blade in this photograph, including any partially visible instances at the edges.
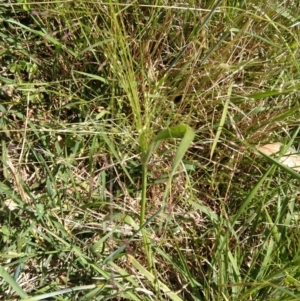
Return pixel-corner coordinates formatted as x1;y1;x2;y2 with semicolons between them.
128;255;185;301
142;124;195;166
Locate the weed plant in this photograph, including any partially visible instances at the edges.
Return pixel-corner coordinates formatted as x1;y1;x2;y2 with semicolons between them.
1;1;300;300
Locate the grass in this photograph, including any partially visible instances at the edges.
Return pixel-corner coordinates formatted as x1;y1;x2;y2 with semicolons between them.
1;0;300;300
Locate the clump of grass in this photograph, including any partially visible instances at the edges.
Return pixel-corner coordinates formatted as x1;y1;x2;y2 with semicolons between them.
1;1;300;300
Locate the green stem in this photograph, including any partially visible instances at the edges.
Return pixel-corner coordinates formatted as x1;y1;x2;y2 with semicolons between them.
140;163;147;226
140;162;153;273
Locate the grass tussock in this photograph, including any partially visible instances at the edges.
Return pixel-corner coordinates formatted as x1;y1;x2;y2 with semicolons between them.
1;1;300;300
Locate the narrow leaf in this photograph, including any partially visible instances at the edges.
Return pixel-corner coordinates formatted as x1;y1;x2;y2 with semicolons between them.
0;265;28;298
210;83;232;159
128;255;185;301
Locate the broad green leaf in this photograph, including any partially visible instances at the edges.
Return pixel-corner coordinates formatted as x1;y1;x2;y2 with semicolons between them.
142;124;195;165
153;124;188;141
170;125;195;175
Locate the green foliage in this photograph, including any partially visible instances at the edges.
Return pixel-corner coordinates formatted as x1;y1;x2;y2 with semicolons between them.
1;0;300;300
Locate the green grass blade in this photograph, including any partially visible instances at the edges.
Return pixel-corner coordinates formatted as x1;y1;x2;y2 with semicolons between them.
72;70;109;85
257;150;300;180
129;255;185;301
169;125;195;175
210;82;232;159
5;18;77;57
143;124;195;166
0;265;28;298
20;285;97;301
